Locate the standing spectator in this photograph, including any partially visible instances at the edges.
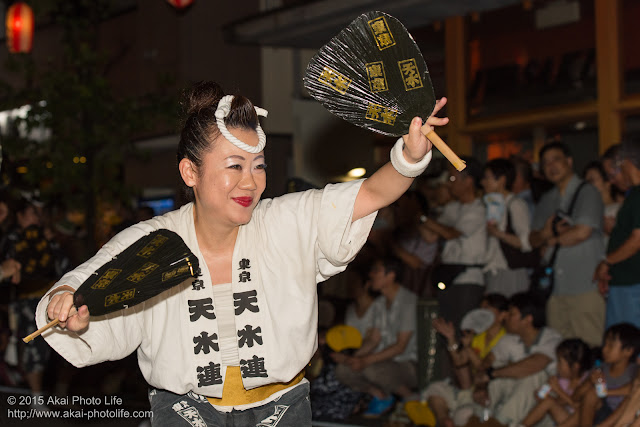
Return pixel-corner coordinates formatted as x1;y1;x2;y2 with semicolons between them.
423;157;487;329
2;198;61;411
594;137;640;329
482;158;536;298
335;256;418;417
0;193;22;283
511;156;536;223
583;160;623;243
529;142;605;347
602;144;630;197
391;191;438;297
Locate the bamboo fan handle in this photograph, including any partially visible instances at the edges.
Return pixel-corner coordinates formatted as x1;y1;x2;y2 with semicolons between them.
23;318;59;343
420;123;466;171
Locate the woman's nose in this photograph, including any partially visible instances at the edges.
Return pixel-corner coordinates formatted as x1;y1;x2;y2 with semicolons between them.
239;170;257;190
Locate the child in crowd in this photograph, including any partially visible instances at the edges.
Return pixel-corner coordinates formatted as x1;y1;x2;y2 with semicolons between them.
521;339;592;426
560;323;640;427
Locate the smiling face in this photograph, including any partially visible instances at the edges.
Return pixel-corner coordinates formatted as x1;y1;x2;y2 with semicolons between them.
180;127;266;228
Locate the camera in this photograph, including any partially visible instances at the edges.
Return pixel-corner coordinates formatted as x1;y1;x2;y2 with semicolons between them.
552;210;572;235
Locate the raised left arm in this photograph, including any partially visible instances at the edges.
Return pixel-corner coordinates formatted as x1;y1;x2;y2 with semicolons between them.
352;98;449;222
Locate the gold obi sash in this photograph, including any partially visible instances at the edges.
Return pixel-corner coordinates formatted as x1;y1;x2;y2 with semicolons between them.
207;366;305;407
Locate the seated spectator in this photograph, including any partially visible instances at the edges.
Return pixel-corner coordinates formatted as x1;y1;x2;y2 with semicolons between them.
335;256;417;417
310;268;378;421
423;293;512;426
597;368;640;427
521;338;592;426
562;323;640;427
480;292;563;426
481;158;537;298
342;276;380;345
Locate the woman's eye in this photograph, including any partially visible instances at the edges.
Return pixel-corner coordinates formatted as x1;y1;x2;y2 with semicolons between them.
255;163;267;170
228;164;242;170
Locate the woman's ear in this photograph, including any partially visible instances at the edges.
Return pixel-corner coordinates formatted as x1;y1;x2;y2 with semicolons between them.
179;158;197;188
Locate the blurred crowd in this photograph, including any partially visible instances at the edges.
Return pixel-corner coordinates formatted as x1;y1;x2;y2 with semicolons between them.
311;138;640;426
0;191;155;411
2;137;640;427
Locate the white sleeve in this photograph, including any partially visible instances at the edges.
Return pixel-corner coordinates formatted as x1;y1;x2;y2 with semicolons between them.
34;222;159;368
441;201;486;264
491;334;525;367
532;329;563;361
315;180;377;281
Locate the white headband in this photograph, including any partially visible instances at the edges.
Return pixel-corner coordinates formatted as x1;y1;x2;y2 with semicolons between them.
214;95;268;153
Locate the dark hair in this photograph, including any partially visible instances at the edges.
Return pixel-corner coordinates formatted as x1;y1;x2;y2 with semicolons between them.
602;143;622;162
539;141;572;162
14;198;36;216
508;292;546;329
582;161;607;182
375;256;404;284
556;338;592;375
604;323;640;361
621;136;640;169
482;293;509;312
459;156;484;189
485;158;516;191
583;160;623;201
176;81;259;201
511;156;533;183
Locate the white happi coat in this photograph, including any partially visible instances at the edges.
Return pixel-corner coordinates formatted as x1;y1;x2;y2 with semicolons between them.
35;180;376;397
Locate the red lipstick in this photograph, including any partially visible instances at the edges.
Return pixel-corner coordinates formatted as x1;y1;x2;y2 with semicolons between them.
233;197;253;207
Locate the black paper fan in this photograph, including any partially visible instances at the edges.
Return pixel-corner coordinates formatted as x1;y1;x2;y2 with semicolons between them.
24;229;199;342
304;11;465;171
73;229;199;316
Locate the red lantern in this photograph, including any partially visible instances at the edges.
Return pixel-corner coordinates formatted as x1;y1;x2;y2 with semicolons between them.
167;0;194;9
6;2;34;53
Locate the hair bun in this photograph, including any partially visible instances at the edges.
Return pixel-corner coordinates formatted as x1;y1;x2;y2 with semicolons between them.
185;81;225;115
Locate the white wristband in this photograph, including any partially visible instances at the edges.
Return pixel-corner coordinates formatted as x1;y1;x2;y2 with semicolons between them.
390;137;432;178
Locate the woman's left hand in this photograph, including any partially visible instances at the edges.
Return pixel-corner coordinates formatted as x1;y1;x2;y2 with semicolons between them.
402;98;448;163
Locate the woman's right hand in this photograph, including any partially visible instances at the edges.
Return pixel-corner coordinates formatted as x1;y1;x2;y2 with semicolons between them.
47;291;90;332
